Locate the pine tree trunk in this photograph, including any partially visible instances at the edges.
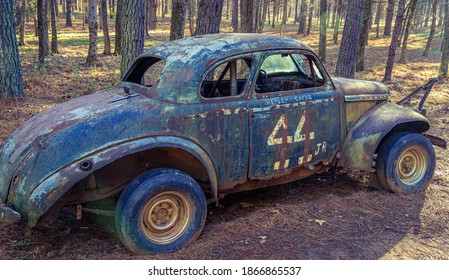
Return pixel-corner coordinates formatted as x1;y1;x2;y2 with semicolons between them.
37;0;50;63
440;10;449;77
356;0;372;72
333;0;342;44
399;0;418;63
120;0;145;76
188;0;196;35
50;0;59;54
383;0;406;82
384;0;395;36
115;0;123;54
375;1;382;38
86;0;100;65
254;0;260;32
148;0;158;30
196;0;224;35
297;0;307;34
307;0;314;35
170;0;188;40
66;0;73;27
241;0;254;32
423;0;438;57
0;0;24;100
280;0;288;34
335;0;365;78
232;0;238;31
318;0;327;63
331;0;337;27
258;0;268;33
18;0;26;46
101;0;111;55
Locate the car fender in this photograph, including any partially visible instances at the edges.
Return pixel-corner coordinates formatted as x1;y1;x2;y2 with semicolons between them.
338;102;430;171
26;136;218;226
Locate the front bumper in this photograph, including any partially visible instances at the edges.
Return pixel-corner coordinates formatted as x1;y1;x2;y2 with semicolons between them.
0;200;22;224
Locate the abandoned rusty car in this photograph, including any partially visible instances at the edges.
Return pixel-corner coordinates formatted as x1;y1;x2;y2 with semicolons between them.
0;34;446;254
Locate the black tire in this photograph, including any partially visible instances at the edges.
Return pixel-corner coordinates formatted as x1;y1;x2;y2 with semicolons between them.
115;168;207;255
376;132;436;194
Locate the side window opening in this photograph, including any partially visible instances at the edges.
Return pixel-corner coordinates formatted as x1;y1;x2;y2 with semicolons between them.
123;57;166;87
256;53;325;93
200;58;252;98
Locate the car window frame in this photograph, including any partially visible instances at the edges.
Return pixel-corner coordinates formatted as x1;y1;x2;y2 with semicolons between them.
121;55;166;88
251;49;331;99
198;53;256;102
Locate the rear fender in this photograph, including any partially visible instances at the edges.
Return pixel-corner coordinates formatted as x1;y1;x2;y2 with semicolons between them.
26;136;217;226
339;102;430;171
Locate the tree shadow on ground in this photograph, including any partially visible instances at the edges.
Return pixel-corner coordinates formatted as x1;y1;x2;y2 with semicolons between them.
0;171;426;260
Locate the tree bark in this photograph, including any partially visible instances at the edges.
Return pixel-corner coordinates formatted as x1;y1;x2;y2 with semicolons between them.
86;0;100;65
37;0;50;63
148;0;158;30
333;0;342;44
50;0;59;54
258;0;269;33
297;0;308;34
307;0;314;35
101;0;111;55
375;1;382;38
383;0;406;82
423;0;438;57
241;0;254;32
18;0;26;46
232;0;238;31
196;0;224;35
66;0;73;27
399;0;418;63
440;7;449;77
384;0;395;37
188;0;196;35
318;0;327;63
0;0;24;99
115;0;123;54
335;0;365;78
356;0;373;72
120;0;145;76
281;0;288;35
170;0;188;40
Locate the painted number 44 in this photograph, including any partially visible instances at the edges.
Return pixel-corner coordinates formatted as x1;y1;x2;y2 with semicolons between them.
268;114;326;171
267;113;315;146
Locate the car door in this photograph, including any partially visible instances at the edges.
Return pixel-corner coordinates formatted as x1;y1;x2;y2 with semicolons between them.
248;50;340;179
196;55;255;188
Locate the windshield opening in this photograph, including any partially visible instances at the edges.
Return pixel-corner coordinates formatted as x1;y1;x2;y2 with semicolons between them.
123;57;166;87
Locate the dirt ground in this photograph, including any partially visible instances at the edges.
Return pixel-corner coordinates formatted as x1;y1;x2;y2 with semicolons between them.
1;18;448;260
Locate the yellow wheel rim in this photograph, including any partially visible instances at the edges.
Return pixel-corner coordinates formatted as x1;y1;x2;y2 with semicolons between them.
396;146;427;186
140;191;192;245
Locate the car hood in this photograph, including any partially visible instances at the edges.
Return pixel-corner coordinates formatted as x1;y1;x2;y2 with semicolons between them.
332;77;390;99
0;87;157;203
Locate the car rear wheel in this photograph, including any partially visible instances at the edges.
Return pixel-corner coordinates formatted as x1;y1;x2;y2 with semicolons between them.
376;132;436;194
115;168;207;254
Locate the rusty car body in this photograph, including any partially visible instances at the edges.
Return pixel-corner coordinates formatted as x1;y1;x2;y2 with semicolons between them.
0;33;446;254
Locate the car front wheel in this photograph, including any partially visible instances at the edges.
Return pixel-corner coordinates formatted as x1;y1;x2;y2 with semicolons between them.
376;132;436;194
115;168;207;254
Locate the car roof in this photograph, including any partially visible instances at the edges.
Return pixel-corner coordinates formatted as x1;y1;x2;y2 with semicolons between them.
140;33;312;62
127;33;314;103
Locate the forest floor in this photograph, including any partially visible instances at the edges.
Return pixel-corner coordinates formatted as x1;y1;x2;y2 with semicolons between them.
0;18;448;260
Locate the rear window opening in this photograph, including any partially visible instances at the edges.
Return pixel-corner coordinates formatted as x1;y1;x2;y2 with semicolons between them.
123;57;166;87
200;58;252;98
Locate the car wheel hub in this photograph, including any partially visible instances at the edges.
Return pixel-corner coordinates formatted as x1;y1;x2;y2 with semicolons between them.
397;147;427;186
141;192;191;244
